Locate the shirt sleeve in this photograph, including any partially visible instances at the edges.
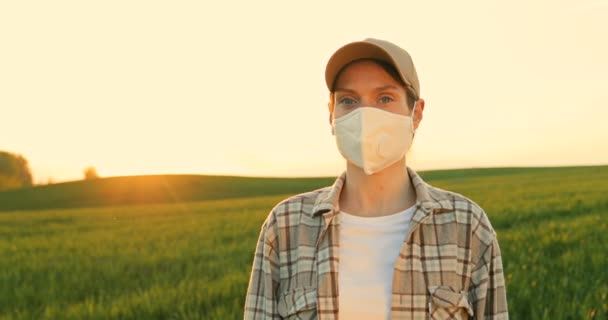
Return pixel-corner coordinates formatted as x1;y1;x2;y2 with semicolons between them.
244;214;281;320
468;236;509;319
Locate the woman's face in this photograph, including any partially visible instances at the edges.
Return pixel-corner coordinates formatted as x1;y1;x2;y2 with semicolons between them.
331;60;411;120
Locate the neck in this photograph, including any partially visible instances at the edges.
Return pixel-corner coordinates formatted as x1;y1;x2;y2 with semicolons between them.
339;159;417;217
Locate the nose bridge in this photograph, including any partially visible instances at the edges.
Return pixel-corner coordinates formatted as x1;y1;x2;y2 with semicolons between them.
359;92;376;107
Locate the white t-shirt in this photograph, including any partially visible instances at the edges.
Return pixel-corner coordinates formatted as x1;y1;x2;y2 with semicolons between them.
338;204;416;320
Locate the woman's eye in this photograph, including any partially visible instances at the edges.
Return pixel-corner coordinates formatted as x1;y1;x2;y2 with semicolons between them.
339;97;356;105
379;96;393;104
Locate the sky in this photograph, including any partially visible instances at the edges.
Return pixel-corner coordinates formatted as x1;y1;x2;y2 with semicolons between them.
1;0;607;183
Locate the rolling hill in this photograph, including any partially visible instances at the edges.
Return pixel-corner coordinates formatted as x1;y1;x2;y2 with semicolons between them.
0;174;333;211
0;165;606;212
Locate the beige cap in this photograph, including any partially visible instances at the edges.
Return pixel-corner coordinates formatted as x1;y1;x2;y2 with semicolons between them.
325;38;420;99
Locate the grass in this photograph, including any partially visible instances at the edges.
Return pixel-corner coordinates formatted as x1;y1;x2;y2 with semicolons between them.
1;165;607;319
0;196;284;319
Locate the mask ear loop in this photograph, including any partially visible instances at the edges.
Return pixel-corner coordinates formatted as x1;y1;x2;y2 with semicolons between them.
411;101;417;138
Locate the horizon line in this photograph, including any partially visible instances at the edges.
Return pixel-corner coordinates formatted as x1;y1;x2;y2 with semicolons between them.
26;162;608;186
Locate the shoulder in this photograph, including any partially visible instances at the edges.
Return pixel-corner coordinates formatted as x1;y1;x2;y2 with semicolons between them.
427;183;497;245
262;186;330;228
272;187;330;215
258;187;329;251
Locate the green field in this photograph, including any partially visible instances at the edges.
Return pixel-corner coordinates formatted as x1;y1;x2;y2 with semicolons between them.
1;166;607;319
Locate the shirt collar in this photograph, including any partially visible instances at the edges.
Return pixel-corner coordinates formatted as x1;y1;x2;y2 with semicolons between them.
311;166;454;217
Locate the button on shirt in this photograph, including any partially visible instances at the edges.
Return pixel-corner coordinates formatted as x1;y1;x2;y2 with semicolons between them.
338;205;416;320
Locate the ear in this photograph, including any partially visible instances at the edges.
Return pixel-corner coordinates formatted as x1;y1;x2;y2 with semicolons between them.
413;99;425;130
328;93;335;133
328;104;335;135
328;93;335;112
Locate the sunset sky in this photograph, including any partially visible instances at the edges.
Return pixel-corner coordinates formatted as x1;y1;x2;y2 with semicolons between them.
2;0;607;183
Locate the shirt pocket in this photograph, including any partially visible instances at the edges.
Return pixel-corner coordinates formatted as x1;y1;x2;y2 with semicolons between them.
428;285;474;320
277;286;317;319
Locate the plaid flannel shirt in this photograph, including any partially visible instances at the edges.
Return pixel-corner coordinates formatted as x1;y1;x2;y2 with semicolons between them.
244;166;508;319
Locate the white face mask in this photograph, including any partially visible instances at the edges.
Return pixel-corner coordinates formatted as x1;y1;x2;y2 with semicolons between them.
332;105;416;175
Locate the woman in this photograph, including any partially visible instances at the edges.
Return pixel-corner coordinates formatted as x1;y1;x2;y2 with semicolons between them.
244;38;508;320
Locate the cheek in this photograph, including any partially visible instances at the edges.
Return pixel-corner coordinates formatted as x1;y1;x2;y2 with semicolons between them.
387;104;410;116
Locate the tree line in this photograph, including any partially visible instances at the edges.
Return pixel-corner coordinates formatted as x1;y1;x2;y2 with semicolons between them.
0;150;99;191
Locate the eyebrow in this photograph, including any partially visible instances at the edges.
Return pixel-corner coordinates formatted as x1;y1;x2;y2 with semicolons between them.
334;85;401;93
